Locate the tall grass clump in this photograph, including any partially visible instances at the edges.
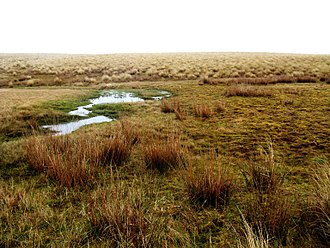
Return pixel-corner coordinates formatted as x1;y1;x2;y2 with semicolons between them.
242;141;291;245
193;104;214;118
144;135;186;173
243;191;292;246
101;120;139;166
236;212;270;248
25;122;137;187
226;85;273;97
160;99;178;113
306;162;330;245
201;75;318;85
160;98;184;121
242;162;279;194
242;142;282;194
185;162;234;209
25;134;101;187
88;182;187;247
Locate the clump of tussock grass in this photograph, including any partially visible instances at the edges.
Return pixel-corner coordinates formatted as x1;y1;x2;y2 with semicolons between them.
225;85;273;97
101;134;133;167
236;212;270;248
53;76;62;85
159;100;172;114
144;135;186;173
160;98;185;120
184;160;234;209
88;184;150;245
25;122;137;187
118;119;140;146
243;191;292;246
243;162;280;194
101;121;138;167
242;142;282;194
241;141;291;245
88;182;188;247
192;104;214;118
160;98;181;114
305;162;330;245
202;75;318;85
25;134;100;187
84;76;97;84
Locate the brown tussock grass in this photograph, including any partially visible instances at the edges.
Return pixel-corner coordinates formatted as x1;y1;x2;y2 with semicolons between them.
202;75;318;85
237;212;270;248
305;162;330;245
193;104;214;118
25;121;137;187
26;134;100;187
240;141;291;245
88;182;187;247
160;99;175;113
160;98;185;121
88;184;150;246
101;120;139;166
244;190;292;246
144;135;186;173
226;85;273;97
185;161;234;209
243;141;282;194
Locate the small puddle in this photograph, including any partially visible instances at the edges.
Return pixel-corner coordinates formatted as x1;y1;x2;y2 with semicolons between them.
42;90;170;135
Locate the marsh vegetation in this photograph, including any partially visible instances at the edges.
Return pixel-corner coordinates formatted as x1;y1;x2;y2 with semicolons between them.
0;53;329;247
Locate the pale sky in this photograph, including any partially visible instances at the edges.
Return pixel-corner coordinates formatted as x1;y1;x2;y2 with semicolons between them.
1;0;329;54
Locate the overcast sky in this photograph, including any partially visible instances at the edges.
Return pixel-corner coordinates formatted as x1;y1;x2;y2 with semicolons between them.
1;0;329;54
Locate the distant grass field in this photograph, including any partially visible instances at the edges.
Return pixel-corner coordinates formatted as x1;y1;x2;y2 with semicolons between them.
1;53;330;247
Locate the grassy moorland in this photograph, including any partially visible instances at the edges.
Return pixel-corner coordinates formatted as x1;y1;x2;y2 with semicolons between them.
0;53;330;247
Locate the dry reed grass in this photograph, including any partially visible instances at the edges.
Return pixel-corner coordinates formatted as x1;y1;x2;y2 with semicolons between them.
202;75;318;85
226;85;273;97
25;121;137;187
243;142;282;194
244;191;292;246
192;105;214;118
160;99;185;120
237;212;270;248
306;162;330;244
185;162;234;209
144;135;186;173
88;182;187;247
26;134;100;187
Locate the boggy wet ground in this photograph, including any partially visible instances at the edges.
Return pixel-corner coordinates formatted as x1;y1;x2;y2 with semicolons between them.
1;81;329;247
42;90;170;135
167;82;330;167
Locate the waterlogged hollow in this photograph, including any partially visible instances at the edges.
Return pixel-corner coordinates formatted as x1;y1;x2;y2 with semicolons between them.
42;90;170;135
68;91;145;117
42;116;113;135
